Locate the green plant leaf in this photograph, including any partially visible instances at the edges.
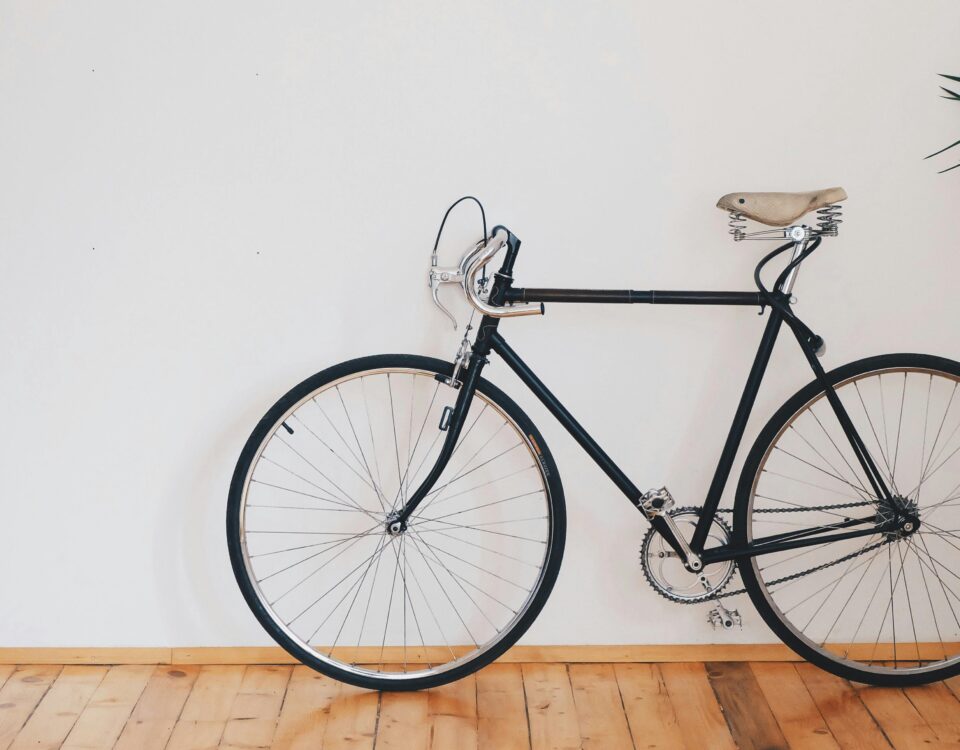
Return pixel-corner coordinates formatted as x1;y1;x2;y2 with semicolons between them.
925;139;960;159
932;76;960;173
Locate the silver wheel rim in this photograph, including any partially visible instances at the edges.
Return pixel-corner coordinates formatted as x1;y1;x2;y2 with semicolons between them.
237;367;554;682
747;366;960;676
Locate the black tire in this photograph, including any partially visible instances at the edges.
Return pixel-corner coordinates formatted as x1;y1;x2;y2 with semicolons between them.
735;353;960;687
228;354;566;691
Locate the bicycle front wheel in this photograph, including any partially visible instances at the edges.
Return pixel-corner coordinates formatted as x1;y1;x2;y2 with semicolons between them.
736;353;960;686
227;354;565;690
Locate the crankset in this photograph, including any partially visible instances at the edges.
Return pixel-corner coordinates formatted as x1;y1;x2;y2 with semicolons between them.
639;506;736;604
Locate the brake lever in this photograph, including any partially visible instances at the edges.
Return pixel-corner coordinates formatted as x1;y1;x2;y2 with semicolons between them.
428;265;464;330
430;237;488;330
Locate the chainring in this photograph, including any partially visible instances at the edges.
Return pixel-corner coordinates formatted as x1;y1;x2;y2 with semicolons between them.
640;506;736;604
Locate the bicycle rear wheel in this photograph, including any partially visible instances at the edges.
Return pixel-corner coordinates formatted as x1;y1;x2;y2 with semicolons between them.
736;353;960;686
227;354;565;690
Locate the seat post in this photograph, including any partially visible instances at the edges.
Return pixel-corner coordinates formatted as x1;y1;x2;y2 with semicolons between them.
780;228;808;296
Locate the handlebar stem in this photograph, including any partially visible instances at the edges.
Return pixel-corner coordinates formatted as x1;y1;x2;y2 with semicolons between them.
462;228;543;319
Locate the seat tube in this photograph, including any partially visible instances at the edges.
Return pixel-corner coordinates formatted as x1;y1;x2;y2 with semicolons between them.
690;307;784;552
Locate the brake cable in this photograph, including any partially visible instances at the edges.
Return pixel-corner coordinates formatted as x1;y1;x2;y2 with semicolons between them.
754;236;824;349
431;195;489;284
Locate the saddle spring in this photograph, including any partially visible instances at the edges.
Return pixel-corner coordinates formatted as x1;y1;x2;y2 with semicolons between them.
727;210;747;241
729;205;843;240
816;204;843;236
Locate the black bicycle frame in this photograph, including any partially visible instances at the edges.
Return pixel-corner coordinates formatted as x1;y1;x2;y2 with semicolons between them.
396;227;895;566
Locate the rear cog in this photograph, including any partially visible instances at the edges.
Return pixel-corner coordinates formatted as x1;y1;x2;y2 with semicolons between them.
640;507;735;603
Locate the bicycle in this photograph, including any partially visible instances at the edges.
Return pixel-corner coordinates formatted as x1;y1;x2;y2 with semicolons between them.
228;189;960;690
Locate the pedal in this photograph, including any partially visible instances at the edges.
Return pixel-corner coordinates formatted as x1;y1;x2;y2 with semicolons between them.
707;602;742;630
640;487;675;516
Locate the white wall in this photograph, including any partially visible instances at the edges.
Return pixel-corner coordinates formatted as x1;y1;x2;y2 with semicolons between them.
1;1;959;648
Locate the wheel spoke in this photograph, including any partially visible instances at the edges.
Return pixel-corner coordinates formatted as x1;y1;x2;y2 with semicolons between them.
791;419;872;500
426;489;545;522
257;523;380;584
291;413;377;495
772;446;876;499
412;516;547;544
323;535;389;654
251;474;372;513
896;541;922;665
410;531;512;622
914;533;960;630
415;441;525;517
399;381;441;507
891;373;907;482
853;380;897;489
273;436;379;522
919;381;958;485
905;537;947;662
415;421;510;516
408;533;480;647
818;545;883;647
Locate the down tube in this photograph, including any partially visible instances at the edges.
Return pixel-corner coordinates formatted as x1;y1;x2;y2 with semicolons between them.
488;332;646;506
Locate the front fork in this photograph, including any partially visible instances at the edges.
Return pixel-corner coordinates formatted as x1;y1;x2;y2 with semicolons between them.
394;226;527;528
392;315;499;529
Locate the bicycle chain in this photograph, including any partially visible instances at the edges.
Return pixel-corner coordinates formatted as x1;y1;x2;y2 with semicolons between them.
715;499;876;515
714;538;890;600
660;499;883;602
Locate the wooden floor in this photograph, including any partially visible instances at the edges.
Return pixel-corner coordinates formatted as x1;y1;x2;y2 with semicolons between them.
1;662;959;749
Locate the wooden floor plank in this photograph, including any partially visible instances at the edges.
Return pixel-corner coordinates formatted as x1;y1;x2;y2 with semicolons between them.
427;673;477;750
321;681;379;750
946;674;960;702
794;664;892;750
903;681;960;745
376;691;430;750
750;663;839;750
11;657;957;749
219;665;292;749
614;663;685;750
521;663;581;750
705;661;787;750
165;665;246;750
0;665;63;750
167;720;225;750
660;662;736;750
476;664;530;750
856;684;940;750
0;668;14;693
568;664;634;750
272;666;339;750
9;666;107;750
113;665;199;750
61;664;154;749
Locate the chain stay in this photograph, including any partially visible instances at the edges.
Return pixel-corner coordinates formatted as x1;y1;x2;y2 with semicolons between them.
689;499;881;601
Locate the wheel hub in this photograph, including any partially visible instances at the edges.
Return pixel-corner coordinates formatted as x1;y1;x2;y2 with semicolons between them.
385;511;406;536
876;495;920;539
